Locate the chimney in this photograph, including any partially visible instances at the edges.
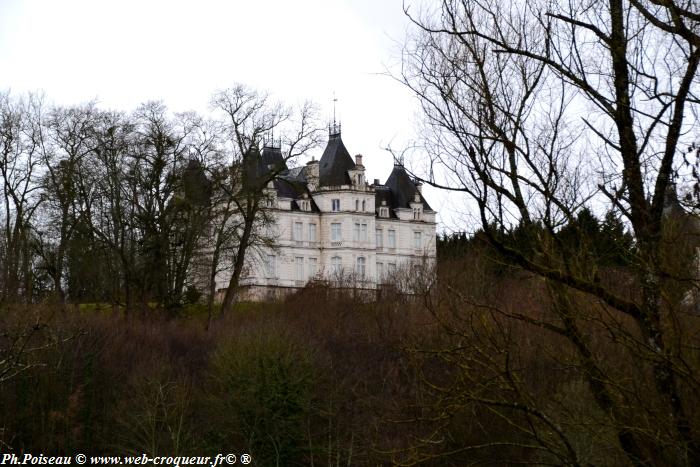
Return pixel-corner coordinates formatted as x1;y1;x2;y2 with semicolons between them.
415;180;423;193
304;157;319;189
373;178;380;186
355;154;363;167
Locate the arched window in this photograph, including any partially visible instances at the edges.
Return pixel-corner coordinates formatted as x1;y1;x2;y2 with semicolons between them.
355;199;359;211
331;256;342;276
362;200;366;211
356;257;366;277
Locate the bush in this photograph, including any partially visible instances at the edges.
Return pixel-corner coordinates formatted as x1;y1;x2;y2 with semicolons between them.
206;329;315;466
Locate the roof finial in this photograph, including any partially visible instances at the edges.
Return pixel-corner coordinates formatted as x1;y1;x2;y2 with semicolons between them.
329;92;341;138
333;91;338;126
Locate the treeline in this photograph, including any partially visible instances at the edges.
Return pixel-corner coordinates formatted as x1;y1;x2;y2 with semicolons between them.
438;207;634;268
0;90;317;313
0;94;217;310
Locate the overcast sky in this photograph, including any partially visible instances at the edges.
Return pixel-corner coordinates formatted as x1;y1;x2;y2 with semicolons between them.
0;0;461;229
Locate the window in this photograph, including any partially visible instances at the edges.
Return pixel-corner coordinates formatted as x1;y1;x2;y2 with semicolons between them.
414;231;422;249
332;199;340;212
360;223;367;241
308;258;317;278
295;257;304;280
355;199;359;211
376;229;383;248
388;262;396;276
308;223;316;242
356;256;366;277
377;262;384;279
413;207;422;220
379;207;389;218
331;256;342;275
331;222;342;241
265;254;276;278
362;200;366;211
388;229;396;248
293;222;303;241
353;223;360;241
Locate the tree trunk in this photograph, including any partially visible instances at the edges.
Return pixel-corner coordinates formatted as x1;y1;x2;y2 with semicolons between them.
220;210;255;315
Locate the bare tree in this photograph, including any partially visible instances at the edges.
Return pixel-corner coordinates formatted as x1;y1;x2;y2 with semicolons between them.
35;103;98;302
211;85;322;315
0;93;44;304
397;0;700;464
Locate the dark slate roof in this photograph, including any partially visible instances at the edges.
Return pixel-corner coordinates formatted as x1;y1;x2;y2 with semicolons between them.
384;164;433;211
182;159;212;206
285;166;306;182
374;186;397;218
261;145;287;173
274;177;320;211
318;134;355;186
274;178;300;199
241;146;265;189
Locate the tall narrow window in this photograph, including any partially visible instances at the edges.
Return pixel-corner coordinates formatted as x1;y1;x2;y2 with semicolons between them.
377;262;384;279
376;229;383;248
362;200;366;211
295;257;304;280
332;199;340;212
353;223;360;241
388;262;396;275
356;257;366;277
308;258;317;278
388;229;396;248
331;223;342;241
414;231;422;249
355;199;359;211
331;256;342;276
308;223;316;242
265;254;276;278
360;223;367;241
293;222;303;240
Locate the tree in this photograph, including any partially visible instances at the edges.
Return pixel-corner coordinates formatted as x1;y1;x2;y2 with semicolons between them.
0;92;44;304
398;0;700;464
211;85;322;315
35;103;98;302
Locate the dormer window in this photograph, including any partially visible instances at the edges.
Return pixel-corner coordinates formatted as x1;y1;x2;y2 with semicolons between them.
379;207;389;218
413;207;422;220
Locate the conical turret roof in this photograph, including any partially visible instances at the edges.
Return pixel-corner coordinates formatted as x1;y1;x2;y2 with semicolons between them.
384;164;432;211
318;132;355;186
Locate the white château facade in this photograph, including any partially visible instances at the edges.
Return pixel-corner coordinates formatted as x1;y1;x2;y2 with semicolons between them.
216;126;437;300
